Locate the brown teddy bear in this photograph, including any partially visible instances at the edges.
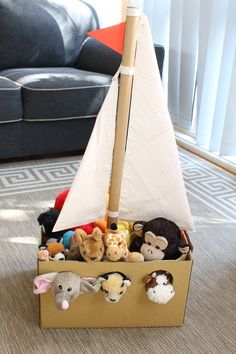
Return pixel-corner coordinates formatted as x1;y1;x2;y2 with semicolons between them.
75;227;105;262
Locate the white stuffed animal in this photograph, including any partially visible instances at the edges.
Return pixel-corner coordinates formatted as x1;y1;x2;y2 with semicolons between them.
143;270;175;304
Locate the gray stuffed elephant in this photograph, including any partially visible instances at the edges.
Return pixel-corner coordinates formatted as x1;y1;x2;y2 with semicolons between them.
33;271;100;310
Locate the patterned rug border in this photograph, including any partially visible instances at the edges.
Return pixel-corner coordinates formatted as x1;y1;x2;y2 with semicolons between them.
1;151;236;222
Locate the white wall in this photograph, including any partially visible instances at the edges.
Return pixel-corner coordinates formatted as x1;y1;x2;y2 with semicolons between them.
85;0;124;27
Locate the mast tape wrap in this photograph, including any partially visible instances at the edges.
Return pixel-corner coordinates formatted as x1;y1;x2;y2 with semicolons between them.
126;7;141;17
120;65;135;76
107;210;119;218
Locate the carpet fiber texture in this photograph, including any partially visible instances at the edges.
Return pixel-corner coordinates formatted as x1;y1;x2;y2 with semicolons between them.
0;148;236;354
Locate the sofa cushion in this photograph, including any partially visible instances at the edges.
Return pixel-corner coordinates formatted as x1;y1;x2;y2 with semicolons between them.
0;0;98;70
0;68;112;121
0;77;23;123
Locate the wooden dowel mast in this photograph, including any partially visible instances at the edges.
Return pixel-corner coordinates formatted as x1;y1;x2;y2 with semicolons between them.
107;6;140;227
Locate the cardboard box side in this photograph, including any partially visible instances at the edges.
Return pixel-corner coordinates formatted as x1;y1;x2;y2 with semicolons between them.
182;251;193;325
38;258;192;328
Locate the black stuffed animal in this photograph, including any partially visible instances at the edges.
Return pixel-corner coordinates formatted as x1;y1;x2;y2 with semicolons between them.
130;217;190;260
37;209;65;242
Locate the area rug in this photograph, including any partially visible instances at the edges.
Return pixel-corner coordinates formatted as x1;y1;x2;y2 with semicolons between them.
0;148;235;354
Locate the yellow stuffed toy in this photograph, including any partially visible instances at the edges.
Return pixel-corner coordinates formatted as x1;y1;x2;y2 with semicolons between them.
104;224;144;262
99;272;131;303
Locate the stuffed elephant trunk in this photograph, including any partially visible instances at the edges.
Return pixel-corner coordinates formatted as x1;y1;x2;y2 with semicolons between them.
52;272;82;310
54;292;71;310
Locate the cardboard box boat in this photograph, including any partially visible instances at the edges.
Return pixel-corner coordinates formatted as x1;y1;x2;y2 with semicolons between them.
36;6;195;329
38;232;193;328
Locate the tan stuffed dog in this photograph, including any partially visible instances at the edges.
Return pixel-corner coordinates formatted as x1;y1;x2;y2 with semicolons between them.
75;227;105;262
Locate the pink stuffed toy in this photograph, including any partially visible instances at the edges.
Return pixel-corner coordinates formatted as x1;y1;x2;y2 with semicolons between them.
37;249;50;261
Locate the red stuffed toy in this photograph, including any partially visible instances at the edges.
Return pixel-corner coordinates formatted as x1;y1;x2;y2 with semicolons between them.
54;189;97;234
54;189;70;210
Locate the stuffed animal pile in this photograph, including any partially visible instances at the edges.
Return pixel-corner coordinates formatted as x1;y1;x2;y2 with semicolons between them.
36;189;191;264
34;189;192;311
36;189;141;262
37;215;190;263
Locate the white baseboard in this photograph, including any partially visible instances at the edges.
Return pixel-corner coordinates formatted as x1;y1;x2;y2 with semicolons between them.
175;132;236;175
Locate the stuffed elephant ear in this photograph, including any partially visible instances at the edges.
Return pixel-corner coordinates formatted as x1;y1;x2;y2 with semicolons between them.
33;272;58;294
80;277;101;294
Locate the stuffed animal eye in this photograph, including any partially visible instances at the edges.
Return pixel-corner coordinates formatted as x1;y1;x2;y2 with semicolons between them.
67;287;72;292
119;291;123;295
104;290;108;294
147;242;151;245
155;245;160;249
58;285;63;290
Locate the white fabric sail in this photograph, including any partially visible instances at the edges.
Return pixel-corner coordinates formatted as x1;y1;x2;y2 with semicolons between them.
119;16;194;230
53;73;119;231
54;14;194;232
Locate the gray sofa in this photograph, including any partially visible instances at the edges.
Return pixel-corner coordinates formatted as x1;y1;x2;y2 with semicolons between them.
0;0;164;160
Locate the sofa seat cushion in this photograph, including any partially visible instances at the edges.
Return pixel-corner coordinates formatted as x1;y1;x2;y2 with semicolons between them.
0;76;23;123
0;68;112;121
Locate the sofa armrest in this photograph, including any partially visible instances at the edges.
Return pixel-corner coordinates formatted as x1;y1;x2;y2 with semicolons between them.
77;37;165;78
77;37;122;76
154;44;165;79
